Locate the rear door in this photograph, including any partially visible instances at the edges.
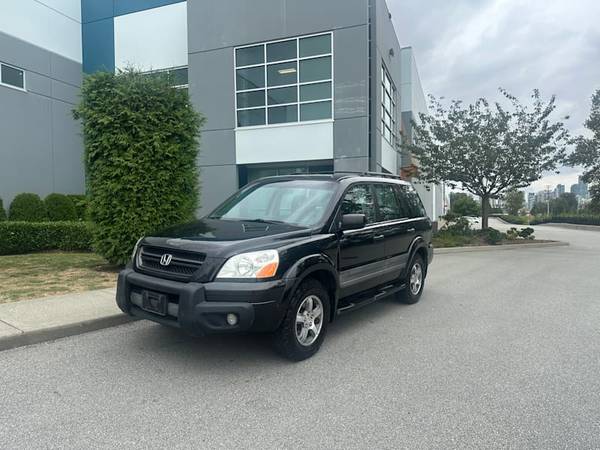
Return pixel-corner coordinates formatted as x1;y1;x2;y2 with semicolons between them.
372;183;413;285
395;183;430;249
338;183;385;297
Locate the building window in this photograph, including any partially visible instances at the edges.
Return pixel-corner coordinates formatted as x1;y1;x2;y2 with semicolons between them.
381;64;396;145
1;62;25;90
143;66;188;90
235;33;333;128
239;161;334;185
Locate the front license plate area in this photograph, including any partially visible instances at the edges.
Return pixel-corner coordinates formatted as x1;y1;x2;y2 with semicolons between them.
141;290;168;316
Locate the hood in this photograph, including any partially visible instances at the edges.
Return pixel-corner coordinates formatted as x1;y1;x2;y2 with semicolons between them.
142;218;314;259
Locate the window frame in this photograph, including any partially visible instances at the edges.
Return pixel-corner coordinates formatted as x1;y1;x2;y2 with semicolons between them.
381;63;397;146
0;62;26;92
234;32;334;129
142;65;189;90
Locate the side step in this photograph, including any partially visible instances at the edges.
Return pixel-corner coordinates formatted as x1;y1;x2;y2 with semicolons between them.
337;283;406;315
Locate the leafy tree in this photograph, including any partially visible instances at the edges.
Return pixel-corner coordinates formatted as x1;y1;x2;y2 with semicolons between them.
504;189;525;215
530;201;548;216
568;89;600;207
402;89;570;228
73;70;204;264
550;192;578;215
449;192;480;216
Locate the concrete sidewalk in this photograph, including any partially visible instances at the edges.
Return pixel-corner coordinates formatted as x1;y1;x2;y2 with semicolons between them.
0;288;134;352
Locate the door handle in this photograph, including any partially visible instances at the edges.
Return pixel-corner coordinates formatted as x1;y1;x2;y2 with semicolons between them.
373;234;385;241
406;228;416;233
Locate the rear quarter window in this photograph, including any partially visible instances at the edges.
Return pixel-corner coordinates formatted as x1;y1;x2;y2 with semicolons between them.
396;185;427;219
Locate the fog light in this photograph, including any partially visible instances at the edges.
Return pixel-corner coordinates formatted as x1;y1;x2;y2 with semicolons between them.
226;313;238;326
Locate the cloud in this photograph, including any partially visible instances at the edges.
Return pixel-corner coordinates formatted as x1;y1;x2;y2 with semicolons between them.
388;0;600;192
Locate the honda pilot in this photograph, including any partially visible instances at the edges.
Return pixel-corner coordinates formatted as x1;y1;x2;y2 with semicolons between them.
116;173;433;360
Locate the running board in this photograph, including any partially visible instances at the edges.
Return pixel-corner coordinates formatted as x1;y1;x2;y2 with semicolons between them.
337;283;406;315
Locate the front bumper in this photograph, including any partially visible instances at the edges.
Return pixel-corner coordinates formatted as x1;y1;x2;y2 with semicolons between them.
116;269;290;335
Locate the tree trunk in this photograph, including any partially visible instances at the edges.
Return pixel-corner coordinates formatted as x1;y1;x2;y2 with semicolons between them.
481;195;489;230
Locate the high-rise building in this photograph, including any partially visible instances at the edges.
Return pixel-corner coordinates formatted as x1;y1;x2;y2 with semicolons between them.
555;184;565;196
527;192;536;210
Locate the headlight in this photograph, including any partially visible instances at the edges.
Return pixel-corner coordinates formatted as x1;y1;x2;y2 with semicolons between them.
131;237;143;261
216;250;279;279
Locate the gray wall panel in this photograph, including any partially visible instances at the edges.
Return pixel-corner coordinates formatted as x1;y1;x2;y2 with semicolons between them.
188;0;368;54
188;48;235;132
333;117;369;160
198;130;235;167
333;25;369;120
334;156;370;172
198;164;238;215
0;31;84;204
25;72;52;97
51;80;80;105
51;101;85;194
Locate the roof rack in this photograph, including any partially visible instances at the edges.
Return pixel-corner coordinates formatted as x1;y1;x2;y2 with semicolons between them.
333;171;404;180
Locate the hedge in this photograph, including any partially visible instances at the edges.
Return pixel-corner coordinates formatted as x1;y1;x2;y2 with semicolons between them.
0;198;5;221
0;221;93;255
73;69;204;264
44;193;77;221
499;214;529;225
8;193;47;221
530;215;600;226
67;194;88;220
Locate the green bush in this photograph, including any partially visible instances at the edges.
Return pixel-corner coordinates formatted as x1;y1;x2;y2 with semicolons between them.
73;70;204;264
8;193;47;222
481;227;504;245
518;227;535;239
499;214;528;225
0;198;6;221
44;193;77;221
0;221;93;255
67;195;88;220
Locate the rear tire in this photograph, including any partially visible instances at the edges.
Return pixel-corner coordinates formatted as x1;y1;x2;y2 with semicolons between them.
273;279;330;361
398;254;425;304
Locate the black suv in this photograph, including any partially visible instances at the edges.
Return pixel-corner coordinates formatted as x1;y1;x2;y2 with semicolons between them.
117;173;433;360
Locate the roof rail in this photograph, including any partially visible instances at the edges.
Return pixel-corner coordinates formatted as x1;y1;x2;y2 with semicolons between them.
333;171;404;180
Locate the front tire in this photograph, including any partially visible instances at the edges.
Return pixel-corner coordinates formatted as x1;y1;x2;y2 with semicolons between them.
398;254;425;304
273;279;330;361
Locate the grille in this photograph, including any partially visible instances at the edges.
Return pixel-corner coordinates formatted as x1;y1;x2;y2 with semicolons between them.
137;245;205;280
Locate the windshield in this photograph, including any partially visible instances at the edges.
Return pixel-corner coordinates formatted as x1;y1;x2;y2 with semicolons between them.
209;179;337;227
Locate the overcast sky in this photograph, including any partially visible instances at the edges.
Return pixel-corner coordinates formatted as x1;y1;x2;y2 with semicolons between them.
388;0;600;193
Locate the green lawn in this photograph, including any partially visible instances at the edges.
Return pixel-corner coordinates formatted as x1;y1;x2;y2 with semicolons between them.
0;252;119;303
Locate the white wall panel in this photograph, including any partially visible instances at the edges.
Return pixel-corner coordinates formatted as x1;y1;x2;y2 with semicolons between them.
236;122;334;165
0;0;81;62
380;137;397;173
114;2;188;71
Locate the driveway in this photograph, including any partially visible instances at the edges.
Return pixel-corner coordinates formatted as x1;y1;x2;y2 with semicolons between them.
1;221;599;449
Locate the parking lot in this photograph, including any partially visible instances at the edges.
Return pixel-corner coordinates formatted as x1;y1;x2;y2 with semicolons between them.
1;220;599;449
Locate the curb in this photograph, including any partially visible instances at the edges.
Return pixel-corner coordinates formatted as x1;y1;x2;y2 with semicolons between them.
435;241;569;254
539;223;600;232
0;314;136;353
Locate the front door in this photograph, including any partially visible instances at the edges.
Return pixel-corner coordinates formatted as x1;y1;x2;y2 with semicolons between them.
338;184;385;298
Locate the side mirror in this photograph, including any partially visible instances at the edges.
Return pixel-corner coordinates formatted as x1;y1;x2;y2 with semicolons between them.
341;213;366;231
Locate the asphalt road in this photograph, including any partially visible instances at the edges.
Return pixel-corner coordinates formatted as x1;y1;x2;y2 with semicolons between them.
1;220;599;449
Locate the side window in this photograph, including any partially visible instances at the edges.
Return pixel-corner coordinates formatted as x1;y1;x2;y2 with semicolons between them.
396;185;427;219
373;184;404;221
340;184;376;224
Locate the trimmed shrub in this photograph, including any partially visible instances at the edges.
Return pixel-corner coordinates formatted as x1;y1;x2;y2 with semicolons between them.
0;221;93;255
481;227;504;245
67;194;88;221
73;70;204;264
0;198;6;221
8;193;46;221
44;193;77;221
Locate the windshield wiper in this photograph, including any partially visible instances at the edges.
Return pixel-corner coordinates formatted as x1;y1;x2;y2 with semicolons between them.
241;218;286;224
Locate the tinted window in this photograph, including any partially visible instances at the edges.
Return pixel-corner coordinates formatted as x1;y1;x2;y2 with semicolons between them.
1;64;24;89
373;184;404;221
341;184;376;224
396;185;427;218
